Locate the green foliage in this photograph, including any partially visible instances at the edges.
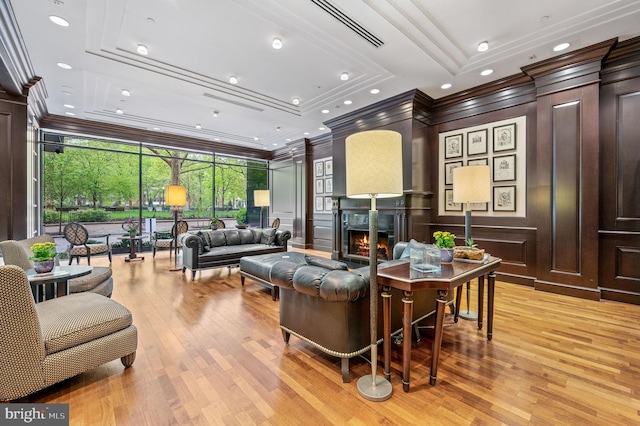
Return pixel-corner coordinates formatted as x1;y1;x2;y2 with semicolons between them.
236;208;248;225
433;231;456;249
69;209;110;222
466;238;474;248
30;242;57;261
43;209;59;224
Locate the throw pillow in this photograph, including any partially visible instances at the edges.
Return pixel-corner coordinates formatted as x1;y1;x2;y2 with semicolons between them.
260;228;277;245
196;231;210;252
400;239;419;259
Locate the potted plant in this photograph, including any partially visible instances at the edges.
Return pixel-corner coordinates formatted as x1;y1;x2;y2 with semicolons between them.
210;217;219;230
30;241;57;273
235;208;248;229
454;238;486;261
433;231;456;262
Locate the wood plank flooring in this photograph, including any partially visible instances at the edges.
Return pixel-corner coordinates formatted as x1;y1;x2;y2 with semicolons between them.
16;250;640;425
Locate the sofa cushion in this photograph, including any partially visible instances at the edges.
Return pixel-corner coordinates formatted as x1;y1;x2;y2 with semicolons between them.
251;228;263;244
400;239;419;259
196;231;211;252
36;293;132;355
209;230;226;247
67;266;112;293
238;229;254;244
260;228;277;245
224;230;241;245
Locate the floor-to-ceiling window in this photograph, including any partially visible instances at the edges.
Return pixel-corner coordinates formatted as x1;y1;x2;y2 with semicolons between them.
41;133;268;238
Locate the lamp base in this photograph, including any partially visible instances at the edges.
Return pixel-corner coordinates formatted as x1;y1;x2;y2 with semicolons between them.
459;310;479;320
356;375;393;401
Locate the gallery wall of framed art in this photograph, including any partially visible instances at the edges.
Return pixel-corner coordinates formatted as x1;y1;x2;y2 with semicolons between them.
313;157;333;212
438;115;527;217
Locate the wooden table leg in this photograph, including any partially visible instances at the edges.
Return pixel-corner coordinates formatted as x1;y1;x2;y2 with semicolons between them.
429;290;448;386
454;286;463;323
488;271;496;341
402;290;413;392
477;275;485;330
382;286;392;381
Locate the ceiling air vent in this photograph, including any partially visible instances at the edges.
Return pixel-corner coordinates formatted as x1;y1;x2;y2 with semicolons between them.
310;0;384;48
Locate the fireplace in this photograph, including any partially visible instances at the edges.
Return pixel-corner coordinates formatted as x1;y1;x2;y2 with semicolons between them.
342;212;395;261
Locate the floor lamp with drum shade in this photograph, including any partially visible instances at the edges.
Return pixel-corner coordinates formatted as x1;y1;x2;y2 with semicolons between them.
452;165;491;319
165;185;187;271
346;129;403;402
254;190;270;228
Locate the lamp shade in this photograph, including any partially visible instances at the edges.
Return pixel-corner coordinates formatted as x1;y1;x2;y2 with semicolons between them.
165;185;187;206
345;130;403;199
254;190;270;207
452;165;491;203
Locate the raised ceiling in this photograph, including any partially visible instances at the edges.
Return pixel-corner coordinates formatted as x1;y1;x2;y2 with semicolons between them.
9;0;640;151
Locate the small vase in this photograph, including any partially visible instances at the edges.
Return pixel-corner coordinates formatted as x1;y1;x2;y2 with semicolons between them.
440;249;454;263
33;259;55;273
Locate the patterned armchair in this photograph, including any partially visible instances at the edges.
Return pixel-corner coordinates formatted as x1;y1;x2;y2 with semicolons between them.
0;265;137;401
63;222;112;265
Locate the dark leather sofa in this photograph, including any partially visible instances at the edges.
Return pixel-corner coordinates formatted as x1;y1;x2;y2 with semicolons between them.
179;228;292;278
261;241;451;383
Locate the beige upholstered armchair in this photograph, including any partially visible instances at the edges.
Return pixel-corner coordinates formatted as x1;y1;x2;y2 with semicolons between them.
0;235;113;297
0;265;137;401
152;220;188;257
63;222;112;265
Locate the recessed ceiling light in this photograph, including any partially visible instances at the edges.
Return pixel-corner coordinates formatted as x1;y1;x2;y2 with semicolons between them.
213;111;218;117
153;127;159;131
304;132;310;135
253;137;259;141
553;42;570;52
370;89;380;94
441;83;452;89
136;44;148;55
115;108;124;115
319;127;326;130
57;62;72;70
273;143;278;146
229;76;238;84
286;138;291;142
195;124;202;129
272;38;282;49
481;69;493;76
63;104;75;109
214;138;220;141
344;100;352;105
477;41;489;52
340;72;349;81
292;98;300;105
65;112;75;116
321;109;329;114
49;15;69;27
121;89;131;97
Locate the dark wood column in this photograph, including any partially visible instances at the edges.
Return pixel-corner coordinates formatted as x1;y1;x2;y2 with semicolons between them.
523;39;616;299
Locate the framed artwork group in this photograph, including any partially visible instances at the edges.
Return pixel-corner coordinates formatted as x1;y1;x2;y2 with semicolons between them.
441;118;523;214
314;157;333;212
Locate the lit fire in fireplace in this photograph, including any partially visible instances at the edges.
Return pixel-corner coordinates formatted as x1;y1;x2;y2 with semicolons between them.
349;231;390;260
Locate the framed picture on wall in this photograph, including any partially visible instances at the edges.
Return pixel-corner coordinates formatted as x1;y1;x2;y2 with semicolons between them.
325;178;333;193
444;161;463;185
493;123;517;152
324;159;333;176
493;154;516;182
493;185;516;211
467;157;488;166
325;197;333;211
444;134;463;159
315;196;324;212
315;179;324;194
444;189;462;211
315;161;324;177
467;129;488;156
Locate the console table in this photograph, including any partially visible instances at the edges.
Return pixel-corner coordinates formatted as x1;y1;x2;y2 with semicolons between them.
377;256;501;390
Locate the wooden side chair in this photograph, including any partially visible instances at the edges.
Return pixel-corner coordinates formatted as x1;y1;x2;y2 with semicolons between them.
152;220;188;258
63;222;112;265
271;218;280;229
216;219;226;229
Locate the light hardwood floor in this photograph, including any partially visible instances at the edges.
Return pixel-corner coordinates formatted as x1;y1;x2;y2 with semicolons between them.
17;250;640;425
